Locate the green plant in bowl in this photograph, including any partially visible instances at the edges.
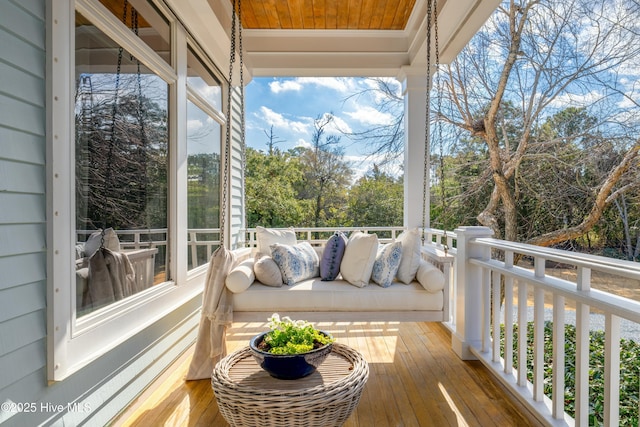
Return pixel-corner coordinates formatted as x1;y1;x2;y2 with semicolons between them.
258;313;334;354
250;313;335;379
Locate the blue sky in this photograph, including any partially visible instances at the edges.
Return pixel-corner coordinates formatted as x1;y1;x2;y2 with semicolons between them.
244;77;403;177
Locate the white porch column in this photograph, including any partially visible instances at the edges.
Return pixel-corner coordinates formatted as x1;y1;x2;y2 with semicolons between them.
399;68;431;229
452;226;493;360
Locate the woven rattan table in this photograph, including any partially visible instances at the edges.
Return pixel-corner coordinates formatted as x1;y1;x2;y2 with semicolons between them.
211;342;369;427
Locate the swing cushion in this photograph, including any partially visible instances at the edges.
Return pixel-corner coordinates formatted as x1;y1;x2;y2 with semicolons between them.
225;259;256;293
320;231;348;281
416;259;446;293
271;242;319;286
371;241;403;288
256;226;296;254
396;228;421;284
340;231;378;288
253;252;283;287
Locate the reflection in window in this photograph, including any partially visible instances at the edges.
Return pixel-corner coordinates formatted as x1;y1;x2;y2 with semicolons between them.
187;46;222;110
186;48;222;270
75;11;169;316
96;0;171;64
186;103;221;269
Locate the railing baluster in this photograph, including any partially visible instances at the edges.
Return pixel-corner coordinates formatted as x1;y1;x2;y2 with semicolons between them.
533;257;546;402
575;266;591;426
552;293;565;419
492;271;501;362
604;313;621;427
517;280;528;387
503;251;514;374
482;267;491;353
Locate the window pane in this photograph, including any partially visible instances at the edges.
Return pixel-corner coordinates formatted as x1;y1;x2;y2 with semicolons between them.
75;11;169;317
187;46;222;110
187;101;221;269
96;0;171;64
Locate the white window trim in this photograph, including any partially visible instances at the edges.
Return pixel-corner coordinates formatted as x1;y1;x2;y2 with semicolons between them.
46;0;224;381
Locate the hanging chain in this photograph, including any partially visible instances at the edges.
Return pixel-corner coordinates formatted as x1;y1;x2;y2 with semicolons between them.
433;0;448;254
238;0;248;246
423;0;447;253
221;0;238;248
422;0;433;245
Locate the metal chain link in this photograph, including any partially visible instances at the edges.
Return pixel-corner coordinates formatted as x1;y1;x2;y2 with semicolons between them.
433;0;448;253
422;0;433;244
238;0;247;245
423;0;448;253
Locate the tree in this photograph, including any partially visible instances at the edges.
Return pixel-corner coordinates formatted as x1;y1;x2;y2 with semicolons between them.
263;125;285;155
245;147;305;227
347;166;403;226
296;114;353;228
439;0;640;245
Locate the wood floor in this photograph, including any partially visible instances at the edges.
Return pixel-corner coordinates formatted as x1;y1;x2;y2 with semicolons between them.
113;321;543;427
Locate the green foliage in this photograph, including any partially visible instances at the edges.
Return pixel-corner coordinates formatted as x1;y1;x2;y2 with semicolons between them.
501;321;640;426
347;165;403;226
245;147;306;227
263;314;334;355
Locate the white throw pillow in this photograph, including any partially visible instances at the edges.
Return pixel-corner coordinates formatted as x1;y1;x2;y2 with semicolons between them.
253;252;283;287
256;226;296;255
371;241;403;288
396;228;421;284
340;231;378;288
84;228;121;258
416;259;445;293
225;259;255;293
270;242;319;286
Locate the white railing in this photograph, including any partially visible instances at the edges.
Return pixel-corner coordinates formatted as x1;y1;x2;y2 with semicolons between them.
452;226;640;427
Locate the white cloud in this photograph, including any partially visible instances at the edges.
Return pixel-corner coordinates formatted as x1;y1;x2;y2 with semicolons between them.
297;77;357;94
548;90;605;108
269;79;303;94
294;138;312;149
344;153;403;180
187;119;203;132
345;105;394;126
324;113;353;134
258;106;310;134
269;77;358;95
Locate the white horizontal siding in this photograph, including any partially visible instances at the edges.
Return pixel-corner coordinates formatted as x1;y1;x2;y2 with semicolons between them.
0;127;45;164
0;311;45;356
0;282;45;324
0;224;46;257
0;194;46;223
0;94;45;135
0;0;46;45
0;253;46;291
229;87;245;249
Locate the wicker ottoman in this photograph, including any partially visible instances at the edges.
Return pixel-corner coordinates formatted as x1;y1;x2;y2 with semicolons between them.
211;342;369;427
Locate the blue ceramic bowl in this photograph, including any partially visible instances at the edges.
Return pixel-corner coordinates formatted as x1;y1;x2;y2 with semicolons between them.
249;331;333;380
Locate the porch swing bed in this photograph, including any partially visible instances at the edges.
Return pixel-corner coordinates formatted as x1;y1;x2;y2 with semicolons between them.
225;229;452;323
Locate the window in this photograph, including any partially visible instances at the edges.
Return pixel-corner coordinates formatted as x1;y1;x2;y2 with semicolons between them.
75;8;169;316
48;0;225;380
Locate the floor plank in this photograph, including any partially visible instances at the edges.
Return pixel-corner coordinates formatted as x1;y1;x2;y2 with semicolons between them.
113;321;544;427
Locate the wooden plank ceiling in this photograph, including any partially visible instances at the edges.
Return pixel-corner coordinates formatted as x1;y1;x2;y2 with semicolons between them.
235;0;418;30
